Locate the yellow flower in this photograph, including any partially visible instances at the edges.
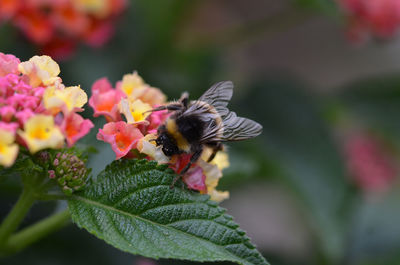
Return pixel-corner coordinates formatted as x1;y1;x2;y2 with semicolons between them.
44;85;87;113
198;159;230;202
201;149;230;171
19;115;64;153
120;71;146;97
208;189;230;202
119;98;152;124
119;72;167;106
137;134;169;164
137;86;167;106
0;129;18;167
18;55;61;87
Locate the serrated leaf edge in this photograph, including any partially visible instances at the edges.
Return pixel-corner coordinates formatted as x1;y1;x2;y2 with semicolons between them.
69;159;268;265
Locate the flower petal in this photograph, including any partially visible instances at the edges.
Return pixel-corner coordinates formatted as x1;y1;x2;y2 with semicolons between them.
18;55;61;87
61;112;94;146
97;121;144;159
89;78;124;121
0;128;18;167
19;114;64;153
0;53;20;77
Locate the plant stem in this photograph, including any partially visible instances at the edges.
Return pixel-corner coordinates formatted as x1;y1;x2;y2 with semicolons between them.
0;187;36;246
4;209;70;253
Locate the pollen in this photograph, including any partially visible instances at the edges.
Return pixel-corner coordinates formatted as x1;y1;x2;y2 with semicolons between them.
30;127;50;140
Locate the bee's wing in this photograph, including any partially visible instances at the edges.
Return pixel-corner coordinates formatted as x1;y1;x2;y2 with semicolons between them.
198;81;233;117
198;81;262;142
220;111;263;141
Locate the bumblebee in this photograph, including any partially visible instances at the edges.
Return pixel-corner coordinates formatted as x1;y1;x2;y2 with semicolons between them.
149;81;262;176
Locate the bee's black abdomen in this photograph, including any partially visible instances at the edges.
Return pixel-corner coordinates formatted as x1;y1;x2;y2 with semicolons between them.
176;115;204;143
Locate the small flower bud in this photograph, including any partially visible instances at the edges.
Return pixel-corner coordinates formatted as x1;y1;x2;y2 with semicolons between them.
47;150;90;195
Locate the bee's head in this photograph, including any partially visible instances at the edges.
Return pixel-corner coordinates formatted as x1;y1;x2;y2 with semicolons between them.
155;129;180;157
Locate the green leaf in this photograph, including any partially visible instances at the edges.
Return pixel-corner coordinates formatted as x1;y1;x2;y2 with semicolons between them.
68;159;268;265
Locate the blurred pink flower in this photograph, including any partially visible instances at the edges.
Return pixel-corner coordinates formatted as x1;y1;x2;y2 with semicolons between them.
344;133;397;193
84;19;115;47
339;0;400;40
0;0;128;60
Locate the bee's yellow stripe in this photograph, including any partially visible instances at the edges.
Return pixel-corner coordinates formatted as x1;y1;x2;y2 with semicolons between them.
166;119;190;152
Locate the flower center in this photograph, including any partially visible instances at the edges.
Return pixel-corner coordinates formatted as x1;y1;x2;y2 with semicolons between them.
132;110;143;122
115;133;131;150
30;127;50;140
0;143;5;153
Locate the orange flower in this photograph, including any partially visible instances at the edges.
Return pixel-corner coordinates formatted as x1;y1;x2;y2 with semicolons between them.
97;121;143;159
61;112;94;146
89;77;124;121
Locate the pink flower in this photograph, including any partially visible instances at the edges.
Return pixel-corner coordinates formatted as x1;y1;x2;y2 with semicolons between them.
0;74;19;98
89;78;124;122
147;108;169;134
15;109;34;125
61;112;94;147
339;0;400;39
169;154;207;192
0;106;16;122
0;53;20;76
344;133;396;193
8;94;40;110
183;166;207;192
52;4;90;37
97;121;143;159
0;121;19;134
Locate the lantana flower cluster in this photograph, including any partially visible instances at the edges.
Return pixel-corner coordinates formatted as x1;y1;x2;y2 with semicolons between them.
0;0;127;59
338;0;400;41
90;72;230;201
0;52;93;167
343;131;397;193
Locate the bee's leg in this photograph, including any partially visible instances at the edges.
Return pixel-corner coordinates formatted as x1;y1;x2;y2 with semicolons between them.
170;147;203;188
207;142;223;162
144;103;182;114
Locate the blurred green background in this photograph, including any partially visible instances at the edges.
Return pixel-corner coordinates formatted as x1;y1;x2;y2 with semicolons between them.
2;0;400;265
